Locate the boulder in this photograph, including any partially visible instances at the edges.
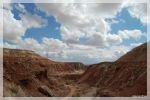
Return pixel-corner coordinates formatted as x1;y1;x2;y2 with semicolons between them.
38;85;54;97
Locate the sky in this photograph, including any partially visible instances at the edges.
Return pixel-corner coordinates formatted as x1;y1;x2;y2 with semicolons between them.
2;2;148;64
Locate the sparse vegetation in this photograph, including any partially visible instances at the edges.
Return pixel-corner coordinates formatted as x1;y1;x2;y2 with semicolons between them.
4;81;26;97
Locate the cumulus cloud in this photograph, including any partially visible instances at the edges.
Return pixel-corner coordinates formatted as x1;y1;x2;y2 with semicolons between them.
42;37;68;52
106;33;122;44
86;3;122;18
130;42;143;47
3;37;132;64
36;3;122;45
3;42;17;49
3;3;147;64
60;26;84;43
36;3;146;46
84;29;145;46
17;38;42;51
128;3;147;24
15;3;26;13
86;33;107;46
121;2;148;24
3;3;47;42
3;9;26;42
21;13;47;28
118;29;145;40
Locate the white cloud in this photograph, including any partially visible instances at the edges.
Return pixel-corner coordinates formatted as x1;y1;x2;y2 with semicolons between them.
118;29;144;40
15;3;26;13
3;4;47;43
42;37;68;52
20;13;47;28
17;38;42;51
84;29;145;46
60;26;83;43
3;9;26;42
3;37;132;64
46;44;132;64
86;3;122;18
121;2;148;24
3;42;17;49
130;42;143;47
3;35;123;64
3;3;147;64
36;3;146;47
36;3;122;45
128;3;147;24
3;3;12;10
107;33;122;44
86;33;107;46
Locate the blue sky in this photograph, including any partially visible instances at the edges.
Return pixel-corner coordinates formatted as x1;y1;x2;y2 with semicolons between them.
3;3;147;64
11;3;147;44
109;8;147;46
12;3;62;42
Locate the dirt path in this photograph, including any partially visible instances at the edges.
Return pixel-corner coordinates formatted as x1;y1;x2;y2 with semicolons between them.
66;85;76;97
65;84;97;97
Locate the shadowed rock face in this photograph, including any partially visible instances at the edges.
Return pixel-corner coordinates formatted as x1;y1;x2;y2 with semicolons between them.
3;48;85;97
79;43;147;97
78;62;113;85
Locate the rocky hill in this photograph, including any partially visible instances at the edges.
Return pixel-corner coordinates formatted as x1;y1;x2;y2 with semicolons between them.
3;43;147;97
3;48;85;97
78;43;147;96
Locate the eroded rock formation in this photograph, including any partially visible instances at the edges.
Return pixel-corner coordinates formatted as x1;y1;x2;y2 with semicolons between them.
3;43;147;97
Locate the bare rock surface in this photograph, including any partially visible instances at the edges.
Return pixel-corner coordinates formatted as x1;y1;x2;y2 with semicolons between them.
3;43;147;97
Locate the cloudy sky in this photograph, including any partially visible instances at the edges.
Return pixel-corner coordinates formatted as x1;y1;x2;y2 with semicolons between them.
2;2;147;64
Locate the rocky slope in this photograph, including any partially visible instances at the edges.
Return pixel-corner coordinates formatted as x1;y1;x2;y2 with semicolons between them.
3;48;85;97
3;43;147;97
78;43;147;97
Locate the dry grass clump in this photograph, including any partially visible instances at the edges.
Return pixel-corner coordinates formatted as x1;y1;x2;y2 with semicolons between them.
4;80;26;97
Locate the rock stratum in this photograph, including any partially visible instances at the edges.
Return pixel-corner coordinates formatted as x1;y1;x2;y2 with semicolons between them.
3;43;147;97
78;43;147;97
3;48;84;97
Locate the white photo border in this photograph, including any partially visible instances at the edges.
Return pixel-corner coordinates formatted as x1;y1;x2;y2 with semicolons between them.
1;0;150;100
